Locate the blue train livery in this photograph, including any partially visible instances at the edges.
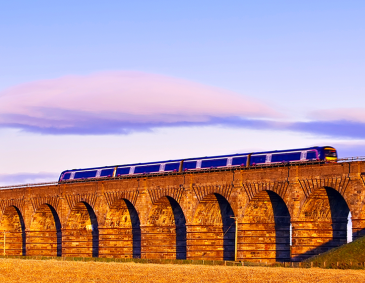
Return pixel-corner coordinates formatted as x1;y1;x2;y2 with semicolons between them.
58;146;337;182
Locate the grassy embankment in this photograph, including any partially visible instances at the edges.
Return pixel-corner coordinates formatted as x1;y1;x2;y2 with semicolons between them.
304;235;365;269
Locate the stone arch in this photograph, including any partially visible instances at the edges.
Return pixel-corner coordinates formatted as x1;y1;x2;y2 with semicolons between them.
99;198;141;258
0;206;26;255
189;193;235;261
27;204;62;256
63;201;99;257
298;178;350;206
241;190;291;263
242;181;289;207
292;187;350;261
143;196;186;259
192;184;233;209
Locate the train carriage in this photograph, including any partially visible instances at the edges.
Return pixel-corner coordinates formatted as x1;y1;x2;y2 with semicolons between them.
58;146;337;182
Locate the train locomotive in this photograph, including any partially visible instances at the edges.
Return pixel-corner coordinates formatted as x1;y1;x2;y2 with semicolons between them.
58;146;337;182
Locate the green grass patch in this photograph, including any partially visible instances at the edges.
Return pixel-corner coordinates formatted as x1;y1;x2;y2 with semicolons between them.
304;235;365;269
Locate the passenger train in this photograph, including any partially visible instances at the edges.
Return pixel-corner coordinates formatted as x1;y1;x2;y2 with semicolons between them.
58;146;338;182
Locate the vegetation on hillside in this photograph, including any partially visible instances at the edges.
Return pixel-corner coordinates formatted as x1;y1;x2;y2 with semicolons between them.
304;235;365;269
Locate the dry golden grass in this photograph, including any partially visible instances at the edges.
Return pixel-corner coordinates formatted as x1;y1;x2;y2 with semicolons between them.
0;259;365;283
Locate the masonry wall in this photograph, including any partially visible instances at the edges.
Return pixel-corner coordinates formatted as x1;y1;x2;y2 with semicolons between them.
0;161;364;262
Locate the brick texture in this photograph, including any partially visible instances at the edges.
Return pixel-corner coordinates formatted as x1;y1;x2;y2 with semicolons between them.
0;161;364;262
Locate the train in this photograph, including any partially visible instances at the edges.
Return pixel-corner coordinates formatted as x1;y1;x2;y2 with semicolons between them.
58;146;338;182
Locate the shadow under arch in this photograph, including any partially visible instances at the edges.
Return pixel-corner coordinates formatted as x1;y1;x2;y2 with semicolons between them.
242;190;291;263
167;196;187;260
63;201;99;258
191;193;235;261
216;194;235;260
144;195;186;259
327;187;350;231
0;205;26;256
101;198;141;258
292;186;350;261
28;203;62;256
15;206;26;256
268;191;291;262
84;202;99;257
125;199;142;258
48;204;63;256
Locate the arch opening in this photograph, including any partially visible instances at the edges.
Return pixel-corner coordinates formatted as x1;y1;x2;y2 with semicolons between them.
292;187;350;261
100;199;141;258
347;211;352;243
143;196;186;259
63;202;99;257
0;206;26;256
241;190;291;263
27;204;62;256
190;193;235;261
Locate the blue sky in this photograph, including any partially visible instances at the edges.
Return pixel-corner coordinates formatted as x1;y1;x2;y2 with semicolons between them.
1;1;365;185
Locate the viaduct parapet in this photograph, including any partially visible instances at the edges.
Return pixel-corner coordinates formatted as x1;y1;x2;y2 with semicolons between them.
1;160;365;262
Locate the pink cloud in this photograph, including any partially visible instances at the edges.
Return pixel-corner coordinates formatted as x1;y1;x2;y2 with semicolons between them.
0;71;280;134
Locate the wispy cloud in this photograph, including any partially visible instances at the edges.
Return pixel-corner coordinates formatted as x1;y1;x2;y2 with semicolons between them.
288;120;365;139
0;71;280;135
310;108;365;123
1;72;365;140
290;108;365;139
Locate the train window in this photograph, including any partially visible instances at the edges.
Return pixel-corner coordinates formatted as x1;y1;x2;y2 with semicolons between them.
307;151;317;160
201;158;227;168
271;154;283;162
288;152;301;161
183;161;197;170
116;167;130;175
164;163;180;171
272;153;297;162
324;149;337;157
62;173;71;180
134;164;160;174
232;157;247;166
271;152;301;163
100;168;114;177
74;170;97;179
250;155;266;164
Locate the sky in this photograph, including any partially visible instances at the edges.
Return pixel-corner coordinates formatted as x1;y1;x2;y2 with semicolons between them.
1;1;365;185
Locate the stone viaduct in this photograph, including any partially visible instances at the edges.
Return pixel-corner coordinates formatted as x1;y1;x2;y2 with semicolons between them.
1;160;365;263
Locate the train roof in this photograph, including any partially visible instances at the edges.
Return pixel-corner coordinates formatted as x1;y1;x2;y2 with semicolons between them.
60;146;335;174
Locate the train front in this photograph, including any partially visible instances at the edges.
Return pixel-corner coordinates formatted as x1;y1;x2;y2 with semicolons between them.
324;146;338;162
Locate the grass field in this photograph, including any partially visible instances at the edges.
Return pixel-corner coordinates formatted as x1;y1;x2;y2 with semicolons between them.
304;234;365;269
0;259;365;282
